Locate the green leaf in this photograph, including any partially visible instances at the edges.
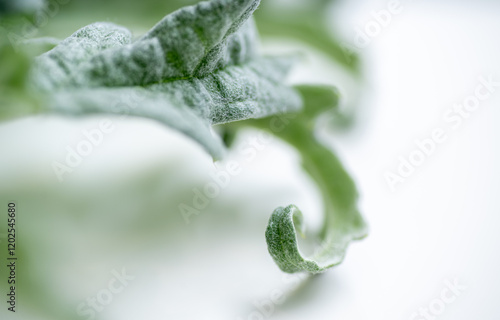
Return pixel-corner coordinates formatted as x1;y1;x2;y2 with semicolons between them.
264;125;367;273
294;84;340;119
137;0;260;79
31;22;134;91
46;57;302;159
0;36;42;121
225;85;367;273
0;0;44;16
22;0;303;159
1;0;367;278
255;0;360;75
31;0;261;91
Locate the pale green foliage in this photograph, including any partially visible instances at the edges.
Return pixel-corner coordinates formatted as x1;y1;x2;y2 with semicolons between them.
46;57;302;159
1;0;367;275
255;0;360;74
28;0;302;159
32;0;261;90
31;23;134;91
228;85;367;273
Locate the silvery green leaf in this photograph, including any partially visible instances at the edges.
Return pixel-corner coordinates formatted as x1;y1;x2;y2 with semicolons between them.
72;18;258;89
148;56;302;125
137;0;260;79
24;0;303;159
45;57;302;159
31;22;133;91
48;86;227;159
226;85;367;273
267;87;367;273
31;0;260;91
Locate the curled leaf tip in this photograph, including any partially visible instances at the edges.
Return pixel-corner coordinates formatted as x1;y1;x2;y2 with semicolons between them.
265;205;317;274
266;204;367;274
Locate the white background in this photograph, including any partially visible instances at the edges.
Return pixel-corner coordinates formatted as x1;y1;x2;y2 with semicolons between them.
1;0;499;319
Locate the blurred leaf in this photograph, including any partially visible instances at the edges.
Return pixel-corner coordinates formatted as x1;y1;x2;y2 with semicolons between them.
18;36;60;55
0;0;44;16
255;0;360;75
0;33;42;121
225;85;367;273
